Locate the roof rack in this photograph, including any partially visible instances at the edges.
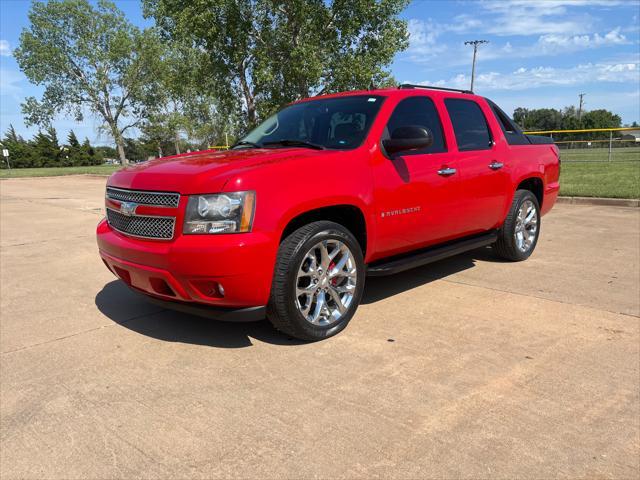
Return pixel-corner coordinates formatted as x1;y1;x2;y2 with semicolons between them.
398;83;473;94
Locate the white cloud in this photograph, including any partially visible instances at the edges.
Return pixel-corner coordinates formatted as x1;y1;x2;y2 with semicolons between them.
595;28;629;45
444;1;593;37
403;0;635;64
485;0;626;8
403;0;633;63
403;22;633;68
478;28;631;62
536;28;629;51
412;62;640;91
405;14;491;61
0;40;11;57
406;19;443;56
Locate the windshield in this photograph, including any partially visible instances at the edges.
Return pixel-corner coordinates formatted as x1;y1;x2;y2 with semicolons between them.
238;95;385;150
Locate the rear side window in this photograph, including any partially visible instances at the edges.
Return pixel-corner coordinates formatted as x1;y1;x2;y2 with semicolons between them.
385;96;446;154
445;99;492;151
487;100;531;146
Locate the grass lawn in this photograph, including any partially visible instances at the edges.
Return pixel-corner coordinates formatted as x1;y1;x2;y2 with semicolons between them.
0;165;120;178
560;146;640;163
560;161;640;199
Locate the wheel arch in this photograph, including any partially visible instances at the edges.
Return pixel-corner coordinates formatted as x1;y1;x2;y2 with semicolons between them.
280;204;368;256
516;176;544;208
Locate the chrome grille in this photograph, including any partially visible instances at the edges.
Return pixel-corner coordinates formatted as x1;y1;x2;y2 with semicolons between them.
106;208;175;240
106;187;180;208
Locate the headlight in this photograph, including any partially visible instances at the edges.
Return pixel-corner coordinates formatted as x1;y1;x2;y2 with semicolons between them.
183;191;255;234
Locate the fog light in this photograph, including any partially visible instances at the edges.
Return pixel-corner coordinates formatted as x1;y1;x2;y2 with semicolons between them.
191;280;225;299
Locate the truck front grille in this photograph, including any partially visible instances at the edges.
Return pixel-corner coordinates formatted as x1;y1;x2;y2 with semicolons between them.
106;208;175;240
106;187;180;208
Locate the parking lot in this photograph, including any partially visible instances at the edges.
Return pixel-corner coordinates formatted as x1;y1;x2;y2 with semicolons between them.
1;175;638;479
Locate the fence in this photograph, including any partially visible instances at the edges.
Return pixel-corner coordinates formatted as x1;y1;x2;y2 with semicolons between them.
523;127;640;162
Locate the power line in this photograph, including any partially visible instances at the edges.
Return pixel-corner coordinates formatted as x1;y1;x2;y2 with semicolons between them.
464;40;489;92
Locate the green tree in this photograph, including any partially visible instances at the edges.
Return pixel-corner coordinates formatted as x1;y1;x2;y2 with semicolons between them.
1;125;33;168
64;129;86;165
96;145;117;160
512;107;534;130
581;109;622;130
559;106;581;131
15;0;163;165
144;42;195;155
514;106;623;134
144;0;409;129
139;115;173;158
67;130;80;148
4;124;22;144
31;127;61;167
123;137;156;163
81;138;101;165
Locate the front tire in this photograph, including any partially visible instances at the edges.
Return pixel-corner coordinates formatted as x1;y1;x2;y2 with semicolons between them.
267;221;365;341
493;189;541;261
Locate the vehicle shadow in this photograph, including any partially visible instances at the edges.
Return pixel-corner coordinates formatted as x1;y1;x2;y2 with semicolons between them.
95;246;499;348
95;281;301;349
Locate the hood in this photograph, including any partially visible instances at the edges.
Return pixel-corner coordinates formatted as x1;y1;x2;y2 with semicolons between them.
107;147;335;194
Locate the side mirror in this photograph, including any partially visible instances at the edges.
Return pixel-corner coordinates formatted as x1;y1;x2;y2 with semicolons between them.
383;126;433;156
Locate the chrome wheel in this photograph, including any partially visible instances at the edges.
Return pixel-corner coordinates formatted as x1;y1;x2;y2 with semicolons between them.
514;199;538;252
294;239;357;326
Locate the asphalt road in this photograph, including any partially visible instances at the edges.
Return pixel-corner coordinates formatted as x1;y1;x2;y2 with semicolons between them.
1;176;639;479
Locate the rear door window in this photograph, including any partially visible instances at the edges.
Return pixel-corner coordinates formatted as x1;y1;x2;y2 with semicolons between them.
487;100;531;146
444;99;493;151
385;96;447;154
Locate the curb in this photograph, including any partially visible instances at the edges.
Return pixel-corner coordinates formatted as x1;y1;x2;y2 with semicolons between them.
557;196;639;207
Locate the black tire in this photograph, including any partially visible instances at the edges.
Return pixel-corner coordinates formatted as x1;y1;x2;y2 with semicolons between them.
266;221;365;341
493;189;541;261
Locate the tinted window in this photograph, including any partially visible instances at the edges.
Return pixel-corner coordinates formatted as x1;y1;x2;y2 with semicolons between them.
445;99;492;151
487;100;531;146
240;95;384;150
385;96;446;154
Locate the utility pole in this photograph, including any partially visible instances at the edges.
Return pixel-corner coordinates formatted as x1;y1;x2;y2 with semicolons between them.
578;93;586;120
464;40;489;92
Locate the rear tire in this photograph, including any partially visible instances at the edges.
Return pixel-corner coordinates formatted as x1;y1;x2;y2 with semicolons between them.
267;221;365;341
493;189;541;261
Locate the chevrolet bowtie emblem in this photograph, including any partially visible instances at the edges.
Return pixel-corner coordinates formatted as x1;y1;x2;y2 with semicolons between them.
119;201;138;216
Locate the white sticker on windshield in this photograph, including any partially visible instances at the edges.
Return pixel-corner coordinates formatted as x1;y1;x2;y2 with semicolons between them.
368;97;377;102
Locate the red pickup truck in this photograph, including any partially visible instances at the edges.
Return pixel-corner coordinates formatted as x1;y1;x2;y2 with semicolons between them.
97;85;560;340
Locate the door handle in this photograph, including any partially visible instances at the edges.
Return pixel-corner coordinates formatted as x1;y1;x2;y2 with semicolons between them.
489;161;504;170
437;167;457;176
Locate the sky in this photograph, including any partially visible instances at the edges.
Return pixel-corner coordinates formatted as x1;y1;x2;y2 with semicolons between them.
1;0;639;145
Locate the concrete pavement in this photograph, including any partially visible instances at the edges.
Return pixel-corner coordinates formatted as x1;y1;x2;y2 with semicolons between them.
1;176;638;479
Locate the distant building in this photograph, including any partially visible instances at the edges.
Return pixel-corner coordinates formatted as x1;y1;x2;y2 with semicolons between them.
620;130;640;143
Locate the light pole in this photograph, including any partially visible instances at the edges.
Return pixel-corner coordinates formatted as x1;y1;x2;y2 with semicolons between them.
464;40;489;92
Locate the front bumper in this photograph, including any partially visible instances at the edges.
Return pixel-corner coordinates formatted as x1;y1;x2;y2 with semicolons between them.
97;218;278;309
142;293;265;322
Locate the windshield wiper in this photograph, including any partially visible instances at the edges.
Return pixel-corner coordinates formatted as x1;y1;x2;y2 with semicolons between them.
231;140;262;149
263;140;325;150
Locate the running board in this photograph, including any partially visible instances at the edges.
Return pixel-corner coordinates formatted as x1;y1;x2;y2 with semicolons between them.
367;231;498;277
